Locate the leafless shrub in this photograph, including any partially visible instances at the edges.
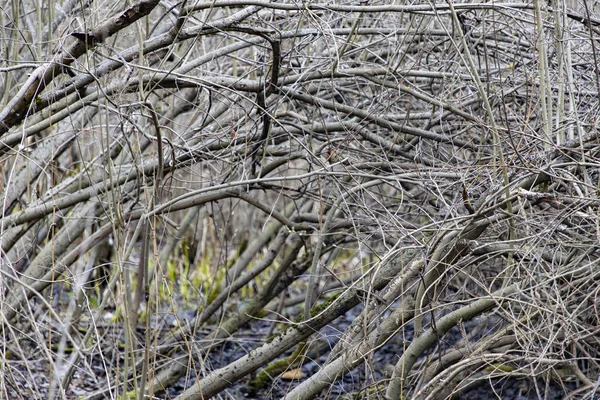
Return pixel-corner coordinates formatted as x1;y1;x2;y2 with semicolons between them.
1;1;599;399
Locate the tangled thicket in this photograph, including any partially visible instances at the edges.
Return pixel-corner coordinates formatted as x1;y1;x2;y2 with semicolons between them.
1;1;600;399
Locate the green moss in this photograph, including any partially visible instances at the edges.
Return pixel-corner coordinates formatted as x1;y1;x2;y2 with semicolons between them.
109;305;123;323
247;358;290;393
167;258;177;283
138;309;147;323
254;307;267;319
265;333;277;343
337;383;387;399
122;389;137;399
247;343;307;393
313;292;341;316
271;292;343;341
